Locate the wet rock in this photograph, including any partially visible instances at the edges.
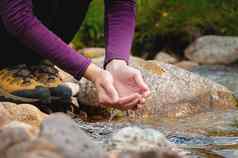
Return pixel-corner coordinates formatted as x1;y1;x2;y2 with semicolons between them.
6;138;63;158
233;151;238;158
56;67;76;82
0;104;11;127
77;57;237;119
185;35;238;64
191;65;238;99
40;113;106;158
106;126;172;151
0;121;36;156
155;52;178;64
80;48;105;59
1;102;47;128
175;61;199;70
3;121;39;136
106;127;187;158
109;150;186;158
157;110;238;135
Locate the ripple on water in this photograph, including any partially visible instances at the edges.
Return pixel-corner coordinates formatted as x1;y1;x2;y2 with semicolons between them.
72;109;238;158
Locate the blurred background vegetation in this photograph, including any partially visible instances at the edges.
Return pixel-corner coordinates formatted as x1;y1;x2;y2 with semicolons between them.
72;0;238;59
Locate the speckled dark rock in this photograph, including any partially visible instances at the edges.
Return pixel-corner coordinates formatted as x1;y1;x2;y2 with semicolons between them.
77;57;237;119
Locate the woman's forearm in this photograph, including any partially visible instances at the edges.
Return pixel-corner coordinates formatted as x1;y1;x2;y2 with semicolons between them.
104;0;136;67
83;63;104;82
0;0;91;80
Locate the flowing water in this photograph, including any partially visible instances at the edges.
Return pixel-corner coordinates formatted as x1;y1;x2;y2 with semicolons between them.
72;109;238;158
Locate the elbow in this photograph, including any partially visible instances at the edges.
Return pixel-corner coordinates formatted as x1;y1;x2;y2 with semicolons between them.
2;13;35;36
0;0;35;36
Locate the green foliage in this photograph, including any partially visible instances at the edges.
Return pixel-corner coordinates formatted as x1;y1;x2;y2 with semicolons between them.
72;0;238;57
72;0;104;50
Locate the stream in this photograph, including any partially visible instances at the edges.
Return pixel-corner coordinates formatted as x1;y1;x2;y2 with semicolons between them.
72;109;238;158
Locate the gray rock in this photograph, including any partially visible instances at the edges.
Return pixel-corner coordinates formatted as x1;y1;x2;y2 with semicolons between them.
185;35;238;64
6;138;63;158
155;52;178;64
106;127;171;151
77;57;237;119
191;65;238;98
175;60;199;70
40;113;106;158
0;102;47;128
106;127;188;158
108;149;187;158
0;104;11;127
0;121;35;156
3;121;39;136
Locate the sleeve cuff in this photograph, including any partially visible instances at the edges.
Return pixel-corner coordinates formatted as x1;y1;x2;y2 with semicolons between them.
104;54;130;69
75;58;92;80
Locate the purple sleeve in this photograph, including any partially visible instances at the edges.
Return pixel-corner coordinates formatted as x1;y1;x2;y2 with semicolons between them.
104;0;136;67
0;0;91;80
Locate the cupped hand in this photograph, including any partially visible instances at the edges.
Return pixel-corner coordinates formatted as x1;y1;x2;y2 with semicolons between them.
106;59;150;109
84;63;145;110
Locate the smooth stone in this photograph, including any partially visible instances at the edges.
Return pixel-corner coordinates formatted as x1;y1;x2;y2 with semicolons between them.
6;138;63;158
109;150;186;158
40;113;106;158
175;60;199;70
77;57;237;119
185;35;238;64
1;103;47;128
106;127;172;151
154;52;178;64
0;104;11;127
0;121;36;155
106;127;188;158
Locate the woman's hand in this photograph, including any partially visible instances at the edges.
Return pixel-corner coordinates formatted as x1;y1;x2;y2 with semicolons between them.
84;63;144;110
106;59;150;109
84;63;119;106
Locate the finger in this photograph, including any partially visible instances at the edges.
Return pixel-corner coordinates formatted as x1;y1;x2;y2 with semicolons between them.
134;73;150;97
117;93;141;107
139;97;146;104
142;90;151;98
122;97;140;110
135;98;146;110
137;103;144;109
96;84;115;106
102;83;119;103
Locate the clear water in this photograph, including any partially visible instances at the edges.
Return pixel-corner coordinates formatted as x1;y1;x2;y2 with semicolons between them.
73;109;238;158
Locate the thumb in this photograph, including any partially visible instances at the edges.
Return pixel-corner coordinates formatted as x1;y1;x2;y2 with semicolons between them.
102;82;119;103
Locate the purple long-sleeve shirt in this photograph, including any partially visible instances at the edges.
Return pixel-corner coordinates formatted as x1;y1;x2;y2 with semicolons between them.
0;0;136;80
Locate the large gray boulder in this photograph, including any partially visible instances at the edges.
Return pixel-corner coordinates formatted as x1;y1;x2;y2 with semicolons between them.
77;57;237;119
185;35;238;64
40;113;106;158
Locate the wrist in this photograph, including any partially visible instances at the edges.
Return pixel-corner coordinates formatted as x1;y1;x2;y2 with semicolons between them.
83;63;103;82
105;59;127;70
